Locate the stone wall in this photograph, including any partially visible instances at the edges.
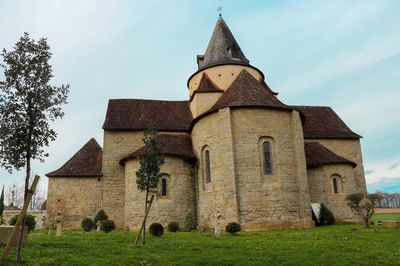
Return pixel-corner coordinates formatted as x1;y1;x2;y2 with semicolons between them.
308;139;366;193
47;177;102;229
190;92;223;119
192;107;313;230
230;108;313;230
101;131;144;229
2;210;47;229
124;156;195;231
191;108;240;229
307;163;359;223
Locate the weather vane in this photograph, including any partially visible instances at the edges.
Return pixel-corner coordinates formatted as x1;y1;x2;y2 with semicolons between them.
217;6;223;16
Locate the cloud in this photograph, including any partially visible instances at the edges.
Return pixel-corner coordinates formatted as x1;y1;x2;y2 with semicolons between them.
367;178;400;193
388;163;400;170
364;157;400;184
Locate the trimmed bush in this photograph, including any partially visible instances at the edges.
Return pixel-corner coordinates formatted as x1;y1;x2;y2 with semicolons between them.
317;204;336;226
184;212;196;231
168;222;179;232
81;218;95;232
94;210;108;226
149;223;164;237
225;222;241;235
100;219;115;233
10;214;36;232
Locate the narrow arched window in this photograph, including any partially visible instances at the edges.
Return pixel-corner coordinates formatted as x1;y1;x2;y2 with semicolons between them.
333;177;339;194
161;178;167;196
262;142;272;174
205;150;211;183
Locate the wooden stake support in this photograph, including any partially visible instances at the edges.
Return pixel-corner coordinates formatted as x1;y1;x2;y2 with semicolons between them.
134;194;154;246
0;175;40;266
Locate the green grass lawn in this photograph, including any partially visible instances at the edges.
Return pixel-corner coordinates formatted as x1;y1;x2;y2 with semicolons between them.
371;213;400;223
1;224;399;266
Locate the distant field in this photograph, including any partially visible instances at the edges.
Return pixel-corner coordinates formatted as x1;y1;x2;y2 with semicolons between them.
1;224;400;265
372;213;400;223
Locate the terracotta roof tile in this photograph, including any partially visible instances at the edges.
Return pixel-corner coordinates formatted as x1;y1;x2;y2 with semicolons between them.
260;79;278;95
305;142;356;168
292;106;361;139
209;69;291;112
195;73;224;93
103;99;193;132
190;73;224;101
46;138;103;177
120;134;194;164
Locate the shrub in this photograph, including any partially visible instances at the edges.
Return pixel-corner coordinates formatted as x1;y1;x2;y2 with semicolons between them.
184;212;196;231
10;214;36;232
149;223;164;237
94;210;108;226
317;204;336;226
81;217;95;232
168;222;179;232
100;219;115;233
225;222;241;235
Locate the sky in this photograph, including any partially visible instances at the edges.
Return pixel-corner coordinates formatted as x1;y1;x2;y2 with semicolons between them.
0;0;399;196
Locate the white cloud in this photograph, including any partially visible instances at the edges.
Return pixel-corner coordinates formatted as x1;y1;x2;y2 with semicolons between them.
365;158;400;184
279;33;400;95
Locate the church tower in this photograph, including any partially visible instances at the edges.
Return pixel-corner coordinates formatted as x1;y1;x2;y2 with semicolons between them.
188;15;266;118
190;15;313;230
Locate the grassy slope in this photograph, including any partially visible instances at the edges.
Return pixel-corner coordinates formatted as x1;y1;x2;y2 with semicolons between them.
1;224;400;265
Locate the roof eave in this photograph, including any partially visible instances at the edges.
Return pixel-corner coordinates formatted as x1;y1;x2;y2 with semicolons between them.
46;173;103;178
120;153;196;165
307;161;357;169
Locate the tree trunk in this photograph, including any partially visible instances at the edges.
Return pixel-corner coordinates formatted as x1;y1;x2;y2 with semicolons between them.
143;189;149;244
1;176;39;266
16;156;30;264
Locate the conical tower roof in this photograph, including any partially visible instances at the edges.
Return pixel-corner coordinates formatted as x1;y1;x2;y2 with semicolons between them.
197;15;250;70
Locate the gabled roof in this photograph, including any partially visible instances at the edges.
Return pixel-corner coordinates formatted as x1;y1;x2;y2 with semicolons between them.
190;73;223;101
120;134;195;165
46;138;103;177
103;99;193;132
195;73;224;93
208;69;290;113
197;15;250;70
292;106;361;139
304;142;357;168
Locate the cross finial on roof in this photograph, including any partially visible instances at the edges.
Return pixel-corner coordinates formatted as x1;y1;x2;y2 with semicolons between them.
217;6;223;16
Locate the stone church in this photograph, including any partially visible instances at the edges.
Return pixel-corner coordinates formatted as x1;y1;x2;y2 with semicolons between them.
46;16;366;230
